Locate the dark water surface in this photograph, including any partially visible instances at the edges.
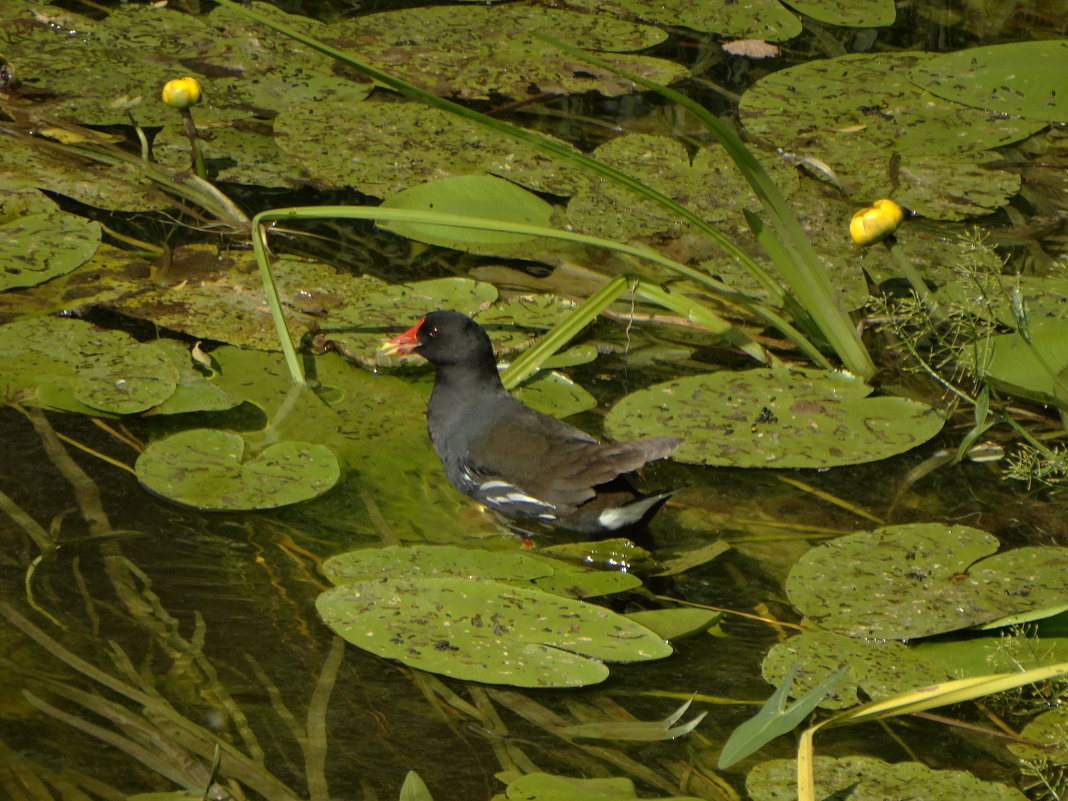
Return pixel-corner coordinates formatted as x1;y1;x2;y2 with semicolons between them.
2;0;1067;798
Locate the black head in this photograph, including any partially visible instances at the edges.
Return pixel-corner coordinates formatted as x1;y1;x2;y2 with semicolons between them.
387;310;496;369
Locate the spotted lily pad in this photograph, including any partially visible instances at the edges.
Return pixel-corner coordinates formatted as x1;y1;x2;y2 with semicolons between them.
322;545;552;585
316;576;672;687
136;428;340;510
739;52;1040;219
0;185;101;290
761;631;947;709
324;543;639;599
566;0;802;41
747;756;1029;801
911;40;1068;123
785;523;1068;639
511;371;597;420
784;0;895;27
329;4;682;99
604;367;944;468
0;316;179;414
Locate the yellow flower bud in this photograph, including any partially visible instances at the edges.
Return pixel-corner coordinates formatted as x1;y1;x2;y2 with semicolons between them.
849;199;904;246
161;76;202;109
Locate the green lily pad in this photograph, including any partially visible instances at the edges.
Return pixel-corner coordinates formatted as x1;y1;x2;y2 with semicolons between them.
785;523;1068;639
741;52;1042;156
911;40;1068;123
145;339;238;416
603;367;944;468
529;558;643;598
324;543;641;599
330;4;682;99
740;52;1041;219
0;186;101;291
0;316;179;414
501;772;702;801
20;243;571;381
761;631;947;709
538;537;652;566
316;576;671;687
105;249;496;358
981;318;1068;411
784;0;895;27
747;756;1029;801
914;621;1068;678
1008;705;1068;763
332;281;584;371
379;175;554;253
207;346;343;448
626;607;723;640
322;545;552;585
886;154;1022;220
511;370;597;420
567;0;802;41
136;428;340;510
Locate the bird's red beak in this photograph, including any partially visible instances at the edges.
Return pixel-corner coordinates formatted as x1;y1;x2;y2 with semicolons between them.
381;316;425;356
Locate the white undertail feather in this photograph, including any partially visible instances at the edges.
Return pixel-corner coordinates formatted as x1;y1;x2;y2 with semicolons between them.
596;494;668;530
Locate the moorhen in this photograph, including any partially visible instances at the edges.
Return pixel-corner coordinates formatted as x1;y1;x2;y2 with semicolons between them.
384;310;681;534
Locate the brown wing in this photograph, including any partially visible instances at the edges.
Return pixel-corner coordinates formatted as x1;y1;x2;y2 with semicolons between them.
467;409;680;513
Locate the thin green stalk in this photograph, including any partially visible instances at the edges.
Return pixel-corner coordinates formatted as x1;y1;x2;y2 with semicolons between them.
884;237;944;322
531;31;875;379
252;218;306;384
180;107;208;181
253;206;829;384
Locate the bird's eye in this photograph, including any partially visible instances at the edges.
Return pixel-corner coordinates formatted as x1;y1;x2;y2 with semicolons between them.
427;326;440;338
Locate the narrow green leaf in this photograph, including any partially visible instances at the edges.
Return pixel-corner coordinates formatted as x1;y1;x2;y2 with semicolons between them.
531;30;875;379
399;771;434;801
718;667;846;769
827;661;1068;725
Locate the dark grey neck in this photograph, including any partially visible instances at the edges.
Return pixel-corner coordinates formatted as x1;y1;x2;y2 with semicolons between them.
429;361;507;407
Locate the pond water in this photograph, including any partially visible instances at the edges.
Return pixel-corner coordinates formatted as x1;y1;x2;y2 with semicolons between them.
1;0;1067;799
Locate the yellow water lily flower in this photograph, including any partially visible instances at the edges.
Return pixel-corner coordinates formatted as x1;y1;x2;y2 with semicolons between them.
849;199;904;246
161;76;202;109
